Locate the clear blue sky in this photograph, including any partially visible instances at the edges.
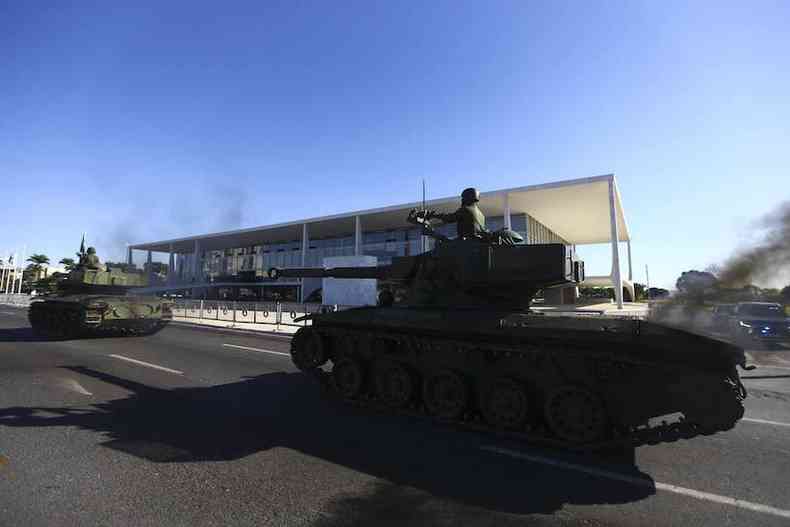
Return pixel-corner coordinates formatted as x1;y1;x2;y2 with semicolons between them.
2;2;788;289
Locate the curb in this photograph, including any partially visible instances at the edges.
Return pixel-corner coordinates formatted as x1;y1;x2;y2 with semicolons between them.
169;320;295;340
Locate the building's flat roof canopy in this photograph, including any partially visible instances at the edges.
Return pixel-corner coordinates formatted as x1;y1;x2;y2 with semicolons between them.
131;174;630;253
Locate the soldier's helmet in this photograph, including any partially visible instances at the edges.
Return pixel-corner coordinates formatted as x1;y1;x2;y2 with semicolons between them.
87;247;96;254
461;187;480;204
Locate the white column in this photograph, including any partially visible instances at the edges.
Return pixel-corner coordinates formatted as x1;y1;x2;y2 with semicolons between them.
608;177;623;309
354;216;362;256
503;193;512;230
627;239;632;282
168;244;175;284
300;223;310;302
301;223;309;267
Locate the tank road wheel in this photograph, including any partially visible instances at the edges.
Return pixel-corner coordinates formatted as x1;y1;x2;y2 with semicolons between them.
423;370;469;420
480;378;529;430
544;386;607;444
374;360;416;408
332;357;365;399
290;327;327;371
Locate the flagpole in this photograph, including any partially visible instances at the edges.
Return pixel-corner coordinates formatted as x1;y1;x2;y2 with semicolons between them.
17;245;26;294
11;251;18;294
0;251;6;295
3;251;13;294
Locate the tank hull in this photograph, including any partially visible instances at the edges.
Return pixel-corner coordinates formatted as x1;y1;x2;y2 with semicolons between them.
28;294;173;338
290;306;747;449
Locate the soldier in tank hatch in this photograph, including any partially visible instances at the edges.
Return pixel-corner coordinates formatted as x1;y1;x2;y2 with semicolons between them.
78;247;102;270
424;187;490;240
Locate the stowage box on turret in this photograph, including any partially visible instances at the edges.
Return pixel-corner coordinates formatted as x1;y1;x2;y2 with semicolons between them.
269;197;749;450
28;245;172;338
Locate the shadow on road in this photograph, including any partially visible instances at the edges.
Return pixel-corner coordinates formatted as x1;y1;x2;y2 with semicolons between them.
0;327;55;343
0;366;655;518
0;326;166;343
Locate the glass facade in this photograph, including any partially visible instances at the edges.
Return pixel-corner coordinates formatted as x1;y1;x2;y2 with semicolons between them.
174;211;567;283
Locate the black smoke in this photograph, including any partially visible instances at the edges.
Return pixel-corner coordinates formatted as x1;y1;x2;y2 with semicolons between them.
93;181;249;263
718;201;790;289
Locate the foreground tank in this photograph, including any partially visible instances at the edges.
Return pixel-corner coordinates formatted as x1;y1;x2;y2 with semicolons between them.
28;259;172;339
270;214;749;450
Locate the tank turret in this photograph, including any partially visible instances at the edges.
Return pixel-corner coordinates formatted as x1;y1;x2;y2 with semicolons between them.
59;265;150;294
270;210;584;309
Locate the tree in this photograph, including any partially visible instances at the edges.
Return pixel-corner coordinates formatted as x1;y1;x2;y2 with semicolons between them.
633;282;647;300
27;254;49;280
26;254;50;280
648;287;670;299
781;285;790;303
675;270;718;304
59;257;76;272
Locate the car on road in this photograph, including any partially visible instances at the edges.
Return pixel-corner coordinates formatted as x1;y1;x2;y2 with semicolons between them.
728;302;790;346
710;304;736;332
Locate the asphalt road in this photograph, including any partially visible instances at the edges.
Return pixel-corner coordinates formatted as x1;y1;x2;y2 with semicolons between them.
1;306;789;526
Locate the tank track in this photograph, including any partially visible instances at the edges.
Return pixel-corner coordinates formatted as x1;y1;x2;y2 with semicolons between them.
294;326;746;451
313;368;737;451
28;303;168;339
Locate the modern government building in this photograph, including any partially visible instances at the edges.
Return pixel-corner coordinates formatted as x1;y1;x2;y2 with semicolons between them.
129;174;634;309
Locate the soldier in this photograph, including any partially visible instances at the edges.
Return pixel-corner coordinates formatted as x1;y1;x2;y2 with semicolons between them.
425;187;489;240
81;247;102;270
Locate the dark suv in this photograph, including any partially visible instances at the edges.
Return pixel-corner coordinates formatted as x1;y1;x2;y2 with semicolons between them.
729;302;789;346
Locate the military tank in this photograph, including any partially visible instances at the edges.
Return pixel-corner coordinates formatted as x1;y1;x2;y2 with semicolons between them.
28;246;172;338
269;208;750;450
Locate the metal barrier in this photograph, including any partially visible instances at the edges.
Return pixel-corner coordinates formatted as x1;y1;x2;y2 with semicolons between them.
171;299;351;329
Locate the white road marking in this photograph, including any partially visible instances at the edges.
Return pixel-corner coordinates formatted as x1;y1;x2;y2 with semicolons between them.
481;446;790;519
222;343;290;357
743;417;790;428
108;354;183;375
58;378;93;396
0;311;18;315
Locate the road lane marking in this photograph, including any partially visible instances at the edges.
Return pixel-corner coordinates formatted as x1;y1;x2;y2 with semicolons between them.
481;446;790;519
108;354;183;375
222;343;290;357
58;378;93;396
743;417;790;428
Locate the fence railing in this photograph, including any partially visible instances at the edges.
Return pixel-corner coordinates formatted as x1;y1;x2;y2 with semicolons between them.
171;299;352;329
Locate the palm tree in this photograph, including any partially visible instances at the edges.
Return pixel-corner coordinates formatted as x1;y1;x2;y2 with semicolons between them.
59;257;76;272
27;254;50;280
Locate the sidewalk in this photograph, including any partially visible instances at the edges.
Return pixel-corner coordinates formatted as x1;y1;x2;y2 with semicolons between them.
170;316;302;336
0;294;32;307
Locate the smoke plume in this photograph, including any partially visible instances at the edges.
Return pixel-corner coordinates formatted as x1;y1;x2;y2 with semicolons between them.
718;201;790;289
93;181;249;263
